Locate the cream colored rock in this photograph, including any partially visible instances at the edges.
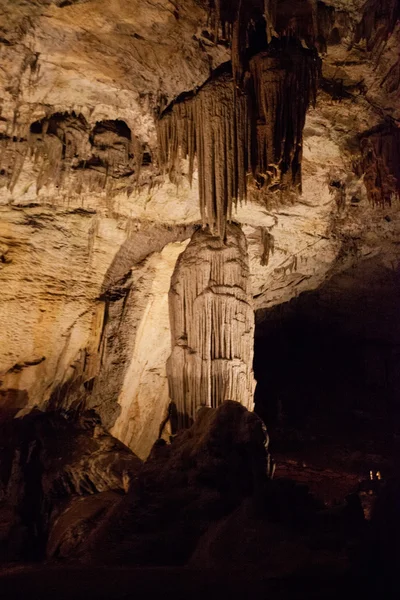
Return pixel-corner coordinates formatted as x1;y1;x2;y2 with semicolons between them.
111;239;190;459
0;0;399;460
167;224;256;427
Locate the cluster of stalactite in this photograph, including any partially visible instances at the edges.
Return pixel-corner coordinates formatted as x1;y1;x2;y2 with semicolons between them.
207;1;319;80
158;74;249;238
249;41;318;189
354;0;400;96
158;41;319;238
0;113;151;194
167;223;255;429
354;0;400;52
360;120;400;207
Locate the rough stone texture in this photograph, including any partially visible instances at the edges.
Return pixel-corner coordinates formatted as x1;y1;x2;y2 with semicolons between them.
73;401;272;565
46;490;121;560
35;401;369;584
0;0;399;458
109;237;191;458
189;488;366;576
0;0;227;455
167;224;255;428
0;410;141;561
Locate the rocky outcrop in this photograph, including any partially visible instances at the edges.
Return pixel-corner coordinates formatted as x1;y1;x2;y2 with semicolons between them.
108;236;191;458
71;401;272;565
39;401;369;582
46;490;121;560
167;225;255;428
0;410;141;561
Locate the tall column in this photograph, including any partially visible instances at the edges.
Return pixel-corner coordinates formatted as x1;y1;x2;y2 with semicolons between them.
167;223;255;428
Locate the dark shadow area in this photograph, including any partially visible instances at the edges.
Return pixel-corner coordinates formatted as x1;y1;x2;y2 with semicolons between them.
253;257;400;594
254;257;400;436
0;389;29;423
254;256;400;505
90;119;132;143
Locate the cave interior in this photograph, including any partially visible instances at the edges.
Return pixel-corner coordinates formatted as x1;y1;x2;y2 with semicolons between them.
0;0;399;598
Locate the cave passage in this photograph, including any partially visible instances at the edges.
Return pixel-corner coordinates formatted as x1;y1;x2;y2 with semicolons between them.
254;258;400;454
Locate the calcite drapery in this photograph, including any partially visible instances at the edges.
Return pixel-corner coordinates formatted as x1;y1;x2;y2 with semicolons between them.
158;74;249;239
167;223;255;429
249;42;318;190
360;120;400;207
158;43;319;238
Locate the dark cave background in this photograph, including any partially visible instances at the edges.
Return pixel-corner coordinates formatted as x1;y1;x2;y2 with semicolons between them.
254;257;400;447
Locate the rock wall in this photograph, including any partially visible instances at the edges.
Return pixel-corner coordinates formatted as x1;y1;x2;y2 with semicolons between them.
110;239;190;459
167;224;255;428
0;0;399;458
0;409;142;561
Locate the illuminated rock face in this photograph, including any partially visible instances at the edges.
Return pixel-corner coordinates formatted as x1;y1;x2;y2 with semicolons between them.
110;239;190;459
167;224;255;428
0;0;400;460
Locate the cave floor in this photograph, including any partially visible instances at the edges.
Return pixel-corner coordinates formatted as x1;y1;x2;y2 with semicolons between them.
270;410;395;507
0;565;376;600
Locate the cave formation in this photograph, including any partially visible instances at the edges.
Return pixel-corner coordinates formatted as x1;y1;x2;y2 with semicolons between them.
159;2;320;423
167;223;255;428
0;0;400;594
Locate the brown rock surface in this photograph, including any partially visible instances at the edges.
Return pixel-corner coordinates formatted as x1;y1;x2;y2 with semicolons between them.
75;401;272;565
0;0;399;460
0;410;141;561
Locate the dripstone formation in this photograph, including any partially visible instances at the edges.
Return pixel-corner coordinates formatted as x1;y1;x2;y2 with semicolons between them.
0;0;399;591
159;2;321;425
167;224;255;428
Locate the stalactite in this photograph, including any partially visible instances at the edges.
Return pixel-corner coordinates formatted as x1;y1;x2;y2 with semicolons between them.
0;113;151;195
249;41;318;189
167;223;255;429
264;0;278;44
158;42;319;236
28;112;90;192
360;120;400;207
207;0;319;80
354;0;400;95
354;0;400;52
158;74;249;239
0;134;27;193
315;1;336;53
260;227;274;266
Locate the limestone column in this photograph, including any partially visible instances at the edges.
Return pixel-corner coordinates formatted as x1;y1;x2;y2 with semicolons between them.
167;223;256;428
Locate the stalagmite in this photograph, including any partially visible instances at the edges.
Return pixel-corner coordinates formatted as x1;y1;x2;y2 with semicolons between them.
159;5;319;426
167;223;255;429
